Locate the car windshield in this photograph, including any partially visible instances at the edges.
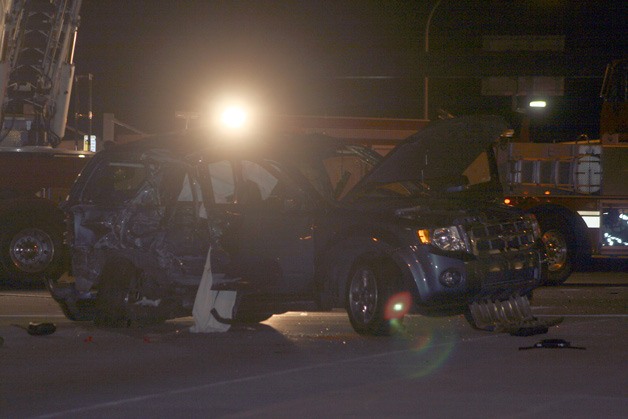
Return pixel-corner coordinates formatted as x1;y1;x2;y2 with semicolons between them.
311;143;491;202
346;146;496;202
314;144;383;200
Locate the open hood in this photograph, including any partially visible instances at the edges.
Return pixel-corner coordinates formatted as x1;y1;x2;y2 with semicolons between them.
346;115;508;200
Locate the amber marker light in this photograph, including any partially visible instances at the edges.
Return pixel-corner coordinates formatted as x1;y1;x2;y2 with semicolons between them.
417;229;430;244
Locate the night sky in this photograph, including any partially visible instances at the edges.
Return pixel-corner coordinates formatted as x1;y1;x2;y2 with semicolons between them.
72;0;626;140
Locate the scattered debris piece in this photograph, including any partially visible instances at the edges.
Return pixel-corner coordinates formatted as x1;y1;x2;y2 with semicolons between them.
508;324;549;336
26;322;57;336
13;322;56;335
519;339;586;350
468;295;563;336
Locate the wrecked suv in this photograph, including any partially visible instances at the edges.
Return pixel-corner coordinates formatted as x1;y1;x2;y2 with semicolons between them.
48;115;545;335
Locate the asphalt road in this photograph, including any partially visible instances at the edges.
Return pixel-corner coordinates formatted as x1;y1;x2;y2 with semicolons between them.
1;271;626;418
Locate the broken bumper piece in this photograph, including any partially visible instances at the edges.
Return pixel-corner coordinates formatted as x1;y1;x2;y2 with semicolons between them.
45;277;96;322
468;294;563;336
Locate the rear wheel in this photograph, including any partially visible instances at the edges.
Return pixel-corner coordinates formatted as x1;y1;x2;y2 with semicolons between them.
94;257;164;327
94;258;134;327
346;260;402;336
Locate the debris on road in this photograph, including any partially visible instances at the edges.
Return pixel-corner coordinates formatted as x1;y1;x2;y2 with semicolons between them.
467;295;563;336
27;322;57;336
519;339;586;350
11;322;57;336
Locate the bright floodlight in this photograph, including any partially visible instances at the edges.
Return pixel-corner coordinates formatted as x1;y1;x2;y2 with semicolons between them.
220;105;248;130
529;100;547;108
207;95;262;138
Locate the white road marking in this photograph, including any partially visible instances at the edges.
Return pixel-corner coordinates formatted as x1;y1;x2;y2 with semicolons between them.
536;314;628;318
34;334;498;418
0;293;53;299
0;314;66;318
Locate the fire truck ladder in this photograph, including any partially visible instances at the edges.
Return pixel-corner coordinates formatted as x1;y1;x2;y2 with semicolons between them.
0;0;81;147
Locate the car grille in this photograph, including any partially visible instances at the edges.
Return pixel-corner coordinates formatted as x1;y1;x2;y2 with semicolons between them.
467;219;536;256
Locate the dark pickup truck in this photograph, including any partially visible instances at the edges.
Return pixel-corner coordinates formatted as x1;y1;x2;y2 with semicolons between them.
48;115;545;335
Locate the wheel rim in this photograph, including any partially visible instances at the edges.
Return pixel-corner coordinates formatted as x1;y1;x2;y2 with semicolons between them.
348;267;378;324
542;229;568;272
9;228;55;273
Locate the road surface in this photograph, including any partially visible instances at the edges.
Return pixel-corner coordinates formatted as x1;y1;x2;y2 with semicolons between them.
0;271;626;418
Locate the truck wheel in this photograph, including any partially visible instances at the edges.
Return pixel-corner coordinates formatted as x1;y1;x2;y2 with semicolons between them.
0;218;64;283
345;260;401;336
539;219;573;285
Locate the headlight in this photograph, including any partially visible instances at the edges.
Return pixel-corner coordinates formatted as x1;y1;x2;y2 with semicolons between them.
523;214;542;240
418;226;469;252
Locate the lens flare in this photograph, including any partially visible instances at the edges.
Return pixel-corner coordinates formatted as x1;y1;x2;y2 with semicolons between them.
385;292;412;320
384;328;458;379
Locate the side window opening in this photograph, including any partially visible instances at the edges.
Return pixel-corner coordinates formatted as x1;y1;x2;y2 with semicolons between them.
241;160;279;204
161;166;209;258
240;160;307;210
296;160;334;201
207;160;235;204
82;159;147;204
160;166;204;222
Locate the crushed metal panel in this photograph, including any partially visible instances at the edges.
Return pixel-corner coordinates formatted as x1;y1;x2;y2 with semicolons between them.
468;295;563;336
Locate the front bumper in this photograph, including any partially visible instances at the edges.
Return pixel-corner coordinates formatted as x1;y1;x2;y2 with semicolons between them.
394;244;543;309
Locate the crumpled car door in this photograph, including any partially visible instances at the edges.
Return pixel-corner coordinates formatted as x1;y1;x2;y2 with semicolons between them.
205;158;316;295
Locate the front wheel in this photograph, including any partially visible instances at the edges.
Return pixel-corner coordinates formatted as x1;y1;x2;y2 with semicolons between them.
345;260;402;336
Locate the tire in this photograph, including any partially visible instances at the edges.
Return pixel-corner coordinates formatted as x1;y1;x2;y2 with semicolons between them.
94;258;133;327
95;257;167;327
538;218;574;285
345;259;402;336
234;311;274;324
0;217;65;284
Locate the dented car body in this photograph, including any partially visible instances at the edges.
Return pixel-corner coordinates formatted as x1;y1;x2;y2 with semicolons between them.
49;115;545;335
